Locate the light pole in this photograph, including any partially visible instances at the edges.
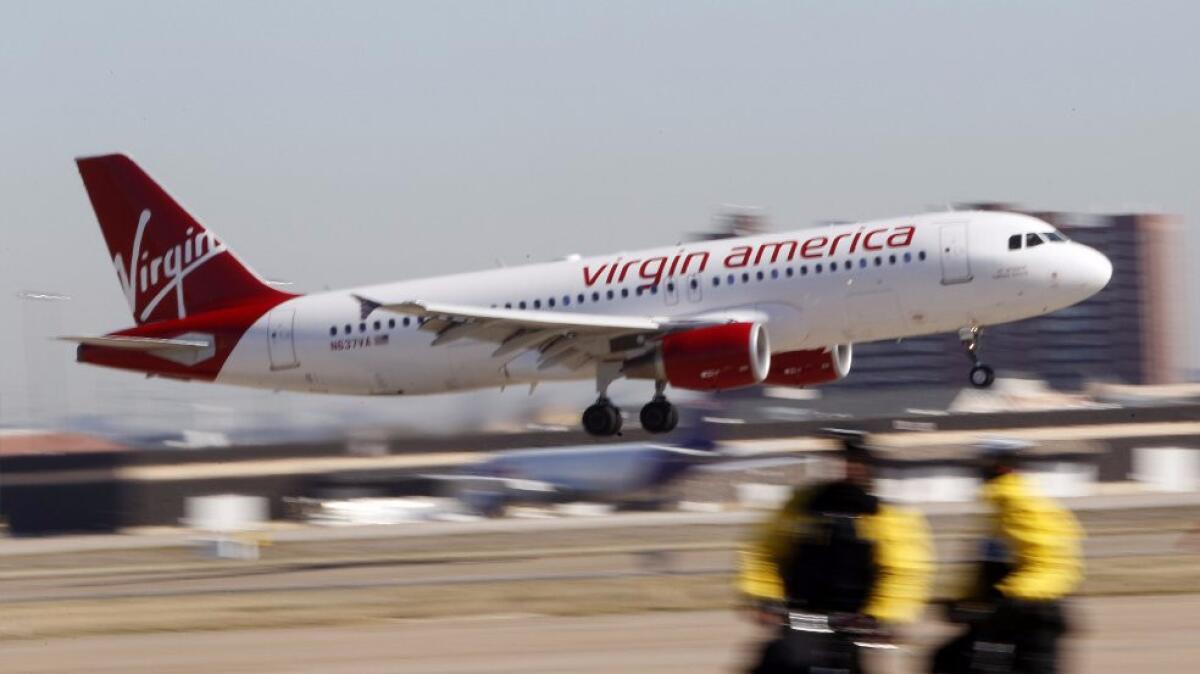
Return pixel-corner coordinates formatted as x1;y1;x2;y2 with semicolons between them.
17;290;72;429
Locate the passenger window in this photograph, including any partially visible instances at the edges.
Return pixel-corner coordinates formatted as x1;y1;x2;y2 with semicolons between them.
770;269;779;279
344;325;351;335
373;320;381;331
831;261;838;271
403;317;411;327
815;263;823;273
888;255;896;264
800;266;808;275
388;319;396;328
359;323;367;333
622;288;630;297
533;299;541;309
727;274;735;285
606;289;615;300
859;258;867;268
785;267;793;277
756;271;764;281
636;286;644;296
592;291;600;302
563;295;571;306
329;326;337;336
1008;234;1023;250
903;252;912;262
712;276;720;287
918;251;926;261
505;303;512;309
548;298;556;308
742;272;750;283
688;279;698;290
577;294;585;304
874;257;882;266
519;301;527;309
1026;233;1044;248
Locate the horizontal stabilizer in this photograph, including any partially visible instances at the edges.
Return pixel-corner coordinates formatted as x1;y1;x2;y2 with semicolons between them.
59;335;211;352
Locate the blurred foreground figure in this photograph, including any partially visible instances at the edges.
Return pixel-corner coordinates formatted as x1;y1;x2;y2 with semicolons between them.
738;430;934;673
930;440;1083;674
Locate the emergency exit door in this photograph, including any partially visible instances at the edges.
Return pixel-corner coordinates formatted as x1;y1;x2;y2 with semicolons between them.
267;308;300;370
939;223;973;285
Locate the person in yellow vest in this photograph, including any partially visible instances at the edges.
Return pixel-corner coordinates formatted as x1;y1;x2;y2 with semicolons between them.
738;430;934;673
931;439;1083;674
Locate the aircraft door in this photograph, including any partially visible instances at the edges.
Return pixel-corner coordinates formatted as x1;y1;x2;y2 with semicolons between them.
939;223;973;285
686;273;703;303
267;308;300;370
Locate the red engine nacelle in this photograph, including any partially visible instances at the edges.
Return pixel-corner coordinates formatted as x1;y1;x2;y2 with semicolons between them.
625;322;771;391
764;344;853;387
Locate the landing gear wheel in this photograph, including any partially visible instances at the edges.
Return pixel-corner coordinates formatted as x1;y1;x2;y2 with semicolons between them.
639;399;679;434
582;399;623;436
969;364;996;388
960;326;996;389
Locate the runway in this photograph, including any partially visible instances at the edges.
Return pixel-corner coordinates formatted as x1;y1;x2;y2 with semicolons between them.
3;595;1199;674
0;523;1190;605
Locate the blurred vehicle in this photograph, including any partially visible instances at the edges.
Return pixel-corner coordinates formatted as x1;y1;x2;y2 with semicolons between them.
66;155;1110;439
428;437;759;516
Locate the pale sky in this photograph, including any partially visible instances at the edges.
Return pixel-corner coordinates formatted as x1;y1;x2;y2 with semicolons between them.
1;1;1197;431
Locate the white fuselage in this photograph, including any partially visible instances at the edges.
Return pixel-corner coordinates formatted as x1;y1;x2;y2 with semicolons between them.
217;211;1112;395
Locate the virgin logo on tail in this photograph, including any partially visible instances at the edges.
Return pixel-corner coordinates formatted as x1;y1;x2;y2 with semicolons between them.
111;209;228;322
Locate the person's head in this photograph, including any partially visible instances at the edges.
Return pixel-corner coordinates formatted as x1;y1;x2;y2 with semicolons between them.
975;437;1028;481
821;428;875;487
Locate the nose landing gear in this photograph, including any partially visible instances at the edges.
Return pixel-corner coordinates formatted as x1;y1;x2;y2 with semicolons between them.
960;326;996;388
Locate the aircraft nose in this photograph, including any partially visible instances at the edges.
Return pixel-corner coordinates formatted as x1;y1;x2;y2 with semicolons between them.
1075;245;1113;296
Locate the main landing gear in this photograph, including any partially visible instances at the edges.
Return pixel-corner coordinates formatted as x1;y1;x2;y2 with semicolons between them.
639;381;679;435
582;365;678;437
960;326;996;389
582;397;623;436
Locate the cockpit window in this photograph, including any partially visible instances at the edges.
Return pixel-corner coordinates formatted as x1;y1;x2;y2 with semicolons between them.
1045;231;1066;242
1026;232;1045;248
1008;234;1023;250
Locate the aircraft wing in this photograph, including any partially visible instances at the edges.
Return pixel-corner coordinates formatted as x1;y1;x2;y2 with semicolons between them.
359;296;721;370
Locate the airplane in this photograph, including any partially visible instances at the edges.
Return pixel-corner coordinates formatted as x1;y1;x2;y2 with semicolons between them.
64;154;1113;436
427;440;725;516
424;420;806;516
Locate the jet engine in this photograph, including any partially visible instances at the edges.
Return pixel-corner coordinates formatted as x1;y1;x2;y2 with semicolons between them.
764;344;853;386
624;322;770;391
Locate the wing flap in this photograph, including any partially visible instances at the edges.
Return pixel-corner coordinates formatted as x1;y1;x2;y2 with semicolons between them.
384;300;663;333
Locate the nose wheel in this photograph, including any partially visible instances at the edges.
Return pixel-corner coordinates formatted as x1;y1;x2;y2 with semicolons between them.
969;364;996;388
960;326;996;389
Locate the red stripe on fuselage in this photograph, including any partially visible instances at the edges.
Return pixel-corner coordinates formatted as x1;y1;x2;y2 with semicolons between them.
76;297;292;381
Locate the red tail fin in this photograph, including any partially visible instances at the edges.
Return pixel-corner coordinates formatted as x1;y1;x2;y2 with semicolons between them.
76;154;293;324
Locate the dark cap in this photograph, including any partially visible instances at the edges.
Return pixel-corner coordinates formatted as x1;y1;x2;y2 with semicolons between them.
820;428;875;464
